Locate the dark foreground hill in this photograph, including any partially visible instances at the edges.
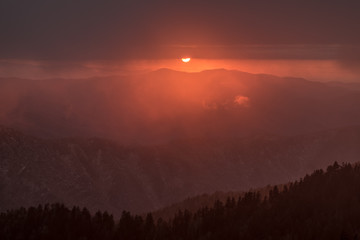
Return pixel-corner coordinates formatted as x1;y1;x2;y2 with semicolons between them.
1;162;360;240
151;184;287;220
2;126;360;215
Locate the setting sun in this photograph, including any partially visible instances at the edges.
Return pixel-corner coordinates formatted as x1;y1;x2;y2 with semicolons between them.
181;57;191;63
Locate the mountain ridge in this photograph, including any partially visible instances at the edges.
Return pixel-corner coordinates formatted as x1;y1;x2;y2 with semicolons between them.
2;125;360;216
2;69;360;143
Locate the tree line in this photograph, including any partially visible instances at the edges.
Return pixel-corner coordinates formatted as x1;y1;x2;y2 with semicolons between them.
1;162;360;239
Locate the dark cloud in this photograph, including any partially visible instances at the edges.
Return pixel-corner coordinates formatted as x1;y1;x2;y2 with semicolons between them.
1;0;360;60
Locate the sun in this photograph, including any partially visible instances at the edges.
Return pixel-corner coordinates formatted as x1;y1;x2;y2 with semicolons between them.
181;57;191;63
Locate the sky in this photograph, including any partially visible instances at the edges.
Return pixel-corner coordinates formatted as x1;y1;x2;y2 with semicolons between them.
1;0;360;80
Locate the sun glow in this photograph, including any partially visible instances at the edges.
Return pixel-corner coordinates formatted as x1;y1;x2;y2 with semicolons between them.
181;57;191;63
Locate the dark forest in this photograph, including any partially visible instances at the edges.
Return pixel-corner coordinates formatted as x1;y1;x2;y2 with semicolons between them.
1;162;359;240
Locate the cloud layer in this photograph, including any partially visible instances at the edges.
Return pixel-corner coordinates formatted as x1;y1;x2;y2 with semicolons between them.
1;1;360;60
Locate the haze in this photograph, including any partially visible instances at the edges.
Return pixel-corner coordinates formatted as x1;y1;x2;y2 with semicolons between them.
2;0;360;222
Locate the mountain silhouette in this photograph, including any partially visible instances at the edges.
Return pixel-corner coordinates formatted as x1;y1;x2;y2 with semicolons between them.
1;69;360;143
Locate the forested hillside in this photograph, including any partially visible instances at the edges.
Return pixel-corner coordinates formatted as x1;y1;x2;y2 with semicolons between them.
2;125;360;215
1;162;360;240
151;184;288;220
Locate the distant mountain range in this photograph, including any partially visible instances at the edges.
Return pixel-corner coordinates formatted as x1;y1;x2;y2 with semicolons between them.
1;69;360;143
2;69;360;215
2;125;360;215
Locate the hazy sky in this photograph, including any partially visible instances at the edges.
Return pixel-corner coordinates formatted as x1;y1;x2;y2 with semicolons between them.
1;0;360;82
1;0;360;60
